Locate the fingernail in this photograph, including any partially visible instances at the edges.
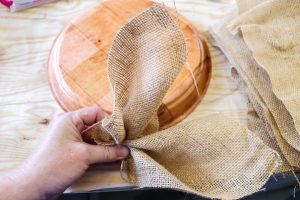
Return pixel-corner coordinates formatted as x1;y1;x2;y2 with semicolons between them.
116;145;129;158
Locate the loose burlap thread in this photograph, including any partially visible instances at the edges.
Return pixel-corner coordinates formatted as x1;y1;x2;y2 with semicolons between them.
84;5;281;199
211;0;300;172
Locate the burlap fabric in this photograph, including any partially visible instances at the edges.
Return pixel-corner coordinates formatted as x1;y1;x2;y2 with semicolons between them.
210;0;300;171
84;5;280;199
229;0;300;157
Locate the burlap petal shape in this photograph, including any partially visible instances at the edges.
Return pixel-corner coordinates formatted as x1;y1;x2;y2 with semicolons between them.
125;115;280;199
96;4;186;143
84;5;281;199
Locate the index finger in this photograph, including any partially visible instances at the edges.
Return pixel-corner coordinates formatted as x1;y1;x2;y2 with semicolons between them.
71;106;108;128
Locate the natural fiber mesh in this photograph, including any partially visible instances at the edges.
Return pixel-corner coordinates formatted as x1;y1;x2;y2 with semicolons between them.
125;115;280;199
229;0;300;153
232;68;291;173
84;5;280;199
210;11;299;169
89;4;186;144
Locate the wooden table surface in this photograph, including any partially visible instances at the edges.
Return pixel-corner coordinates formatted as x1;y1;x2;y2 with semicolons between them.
0;0;245;192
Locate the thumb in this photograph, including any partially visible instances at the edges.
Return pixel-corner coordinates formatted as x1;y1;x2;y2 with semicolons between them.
86;145;129;164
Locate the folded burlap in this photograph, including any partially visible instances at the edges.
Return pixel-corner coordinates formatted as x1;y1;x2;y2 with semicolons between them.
210;0;300;171
229;0;300;155
84;5;280;199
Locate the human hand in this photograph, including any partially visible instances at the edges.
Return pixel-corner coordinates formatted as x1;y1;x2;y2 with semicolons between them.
0;106;129;200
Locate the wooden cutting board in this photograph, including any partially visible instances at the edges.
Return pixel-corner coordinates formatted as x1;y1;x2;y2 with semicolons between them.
48;0;211;129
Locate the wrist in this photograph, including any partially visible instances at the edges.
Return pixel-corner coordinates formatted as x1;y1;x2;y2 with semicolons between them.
0;160;58;200
3;165;47;200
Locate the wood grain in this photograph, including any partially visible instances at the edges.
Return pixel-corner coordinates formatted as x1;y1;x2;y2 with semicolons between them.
0;0;245;193
48;0;212;129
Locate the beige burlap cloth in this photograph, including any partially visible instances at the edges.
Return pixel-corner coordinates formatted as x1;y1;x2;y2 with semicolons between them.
83;5;281;199
230;0;300;163
211;0;300;173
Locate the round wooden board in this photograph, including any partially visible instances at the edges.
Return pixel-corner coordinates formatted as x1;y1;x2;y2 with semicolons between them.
48;0;211;129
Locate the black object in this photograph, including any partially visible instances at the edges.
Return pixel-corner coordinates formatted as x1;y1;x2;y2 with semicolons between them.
58;173;300;200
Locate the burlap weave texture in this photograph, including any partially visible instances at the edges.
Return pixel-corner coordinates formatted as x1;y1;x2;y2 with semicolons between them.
229;0;300;156
211;0;300;172
84;5;280;199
